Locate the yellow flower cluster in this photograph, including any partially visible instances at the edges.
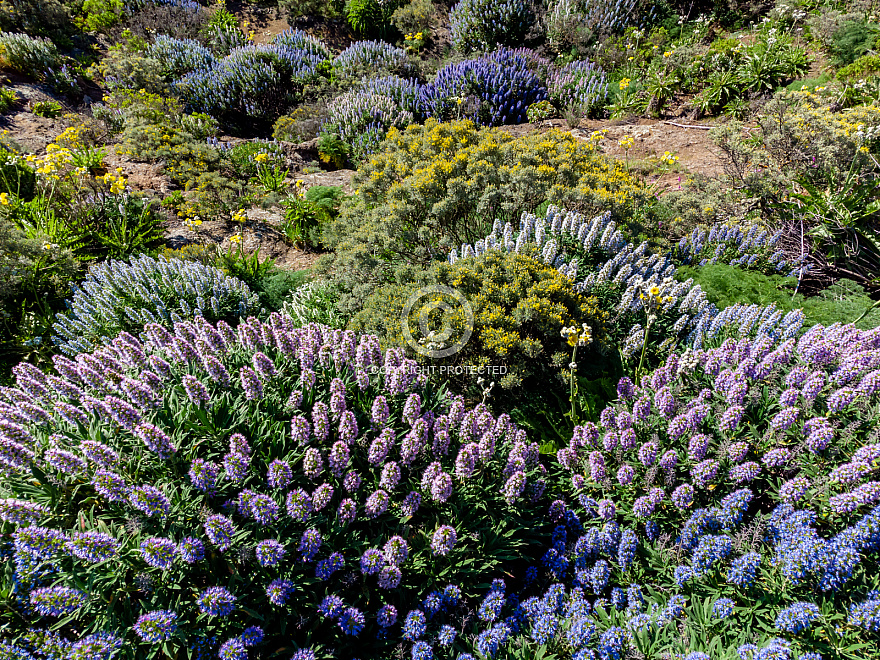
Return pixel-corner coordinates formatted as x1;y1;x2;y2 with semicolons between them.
100;170;128;194
360;120;644;219
231;209;247;223
54;125;87;150
619;78;631;90
30;143;73;176
619;135;635;150
659;151;678;166
404;32;424;40
0;192;8;205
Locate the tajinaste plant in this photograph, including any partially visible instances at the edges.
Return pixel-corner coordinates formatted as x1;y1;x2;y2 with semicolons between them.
0;317;551;658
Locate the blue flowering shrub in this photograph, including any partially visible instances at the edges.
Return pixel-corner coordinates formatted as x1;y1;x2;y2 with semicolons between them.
174;40;326;129
449;0;535;53
488;322;880;659
145;35;216;80
421;49;549;126
52;254;259;355
0;318;554;658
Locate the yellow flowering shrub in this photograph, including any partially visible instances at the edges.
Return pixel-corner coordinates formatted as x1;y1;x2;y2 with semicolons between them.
322;119;645;314
350;249;612;394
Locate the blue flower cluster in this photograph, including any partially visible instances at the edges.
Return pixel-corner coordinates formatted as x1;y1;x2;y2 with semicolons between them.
52;254;257;355
174;40;325;124
422;49;549;126
674;223;807;277
333;40;409;78
449;0;535;53
146;35;216;80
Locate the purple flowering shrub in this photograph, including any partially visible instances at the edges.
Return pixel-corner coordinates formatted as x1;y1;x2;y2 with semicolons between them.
491;323;880;658
174;41;325;128
449;0;535;53
410;322;880;659
0;317;555;657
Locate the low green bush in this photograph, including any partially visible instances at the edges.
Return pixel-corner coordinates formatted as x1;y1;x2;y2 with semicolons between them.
350;248;613;395
837;53;880;80
678;263;880;329
829;19;878;67
0;214;78;375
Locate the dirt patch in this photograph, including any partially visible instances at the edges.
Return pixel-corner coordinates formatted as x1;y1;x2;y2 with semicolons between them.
294;168;356;193
499;117;727;184
163;204;324;271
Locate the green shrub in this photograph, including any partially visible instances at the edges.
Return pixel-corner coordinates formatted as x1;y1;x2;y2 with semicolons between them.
346;0;397;35
282;184;344;248
350;248;614;398
78;0;125;32
31;100;61;118
320;119;645;315
837;53;880;80
0;148;37;201
0;85;16;113
89;46;167;94
526;100;557;122
222;140;285;179
0;214;78;373
0;0;72;41
282;0;345;19
256;268;311;311
829;19;878;66
678;263;880;329
390;0;434;34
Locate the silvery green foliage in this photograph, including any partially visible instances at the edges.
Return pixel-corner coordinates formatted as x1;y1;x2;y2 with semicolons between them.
450;205;806;353
52;255;258;355
147;35;216;79
281;281;345;329
548;59;607;114
332;40;409;78
0;32;59;78
321;90;414;162
449;0;535;53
